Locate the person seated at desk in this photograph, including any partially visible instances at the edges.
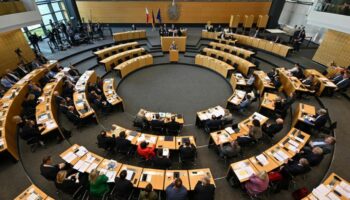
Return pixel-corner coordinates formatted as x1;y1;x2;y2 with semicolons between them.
13;115;45;149
115;131;132;153
332;71;346;84
113;170;134;200
238;95;252;112
53;91;70;106
261;118;284;138
65;106;81;125
62;80;75;98
137;141;156;160
274;97;288;118
166;178;188;200
237;119;262;146
179;140;196;162
55;170;81;195
218;140;241;158
40;155;67;181
244;171;269;196
150;114;165;130
89;169;110;198
17;63;30;77
166;116;181;133
140;183;158;200
302;74;315;89
335;71;350;91
153;149;172;169
170;41;177;50
296;147;324;167
131;24;136;30
307;136;335;154
307;108;328;128
194;176;215;200
97;130;115;151
22;93;38;119
5;69;20;83
28;82;42;99
280;158;310;181
1;76;15;89
88;82;102;95
204;115;222;132
288;63;304;79
88;90;111;112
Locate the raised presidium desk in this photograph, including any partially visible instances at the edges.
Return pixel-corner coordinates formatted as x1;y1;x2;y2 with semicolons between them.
292;103;316;133
253;70;275;96
113;30;146;42
277;68;310;96
114;54;153;78
302;173;350;200
94;41;139;60
304;69;337;96
160;37;186;52
209;112;269;146
227;128;310;183
103;78;124;111
195;54;234;78
36;71;66;135
0;60;58;161
107;124;196;150
73;70;96;118
60;144;214;191
138;108;185;125
15;184;54;200
169;50;179;62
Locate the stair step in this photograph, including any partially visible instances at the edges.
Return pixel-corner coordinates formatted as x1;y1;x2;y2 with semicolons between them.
75;57;99;73
60;51;94;67
184;52;198;58
94;65;108;77
150;52;164;57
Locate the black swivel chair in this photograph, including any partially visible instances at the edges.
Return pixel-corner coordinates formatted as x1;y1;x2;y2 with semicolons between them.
150;120;164;133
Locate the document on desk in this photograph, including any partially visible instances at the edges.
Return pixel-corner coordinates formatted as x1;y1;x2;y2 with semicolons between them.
86;163;98;173
149;136;157;144
84;153;96;163
125;170;135;181
234;166;255;181
106;170;117;183
225;127;235;134
45;120;56;130
335;184;350;199
62;152;78;163
256;154;268;166
27;193;40;200
327;192;341;200
76;146;88;157
288;139;299;147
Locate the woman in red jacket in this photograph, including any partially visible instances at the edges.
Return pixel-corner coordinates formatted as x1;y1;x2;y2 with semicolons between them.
137;141;156;160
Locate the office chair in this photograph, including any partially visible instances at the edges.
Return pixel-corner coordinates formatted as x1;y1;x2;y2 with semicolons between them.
238;53;245;58
224;48;230;53
165;123;182;135
226;59;232;65
218;56;224;61
125;56;130;60
104;53;110;58
128;46;133;50
150;120;164;133
320;121;337;135
233;63;239;69
111;50;117;55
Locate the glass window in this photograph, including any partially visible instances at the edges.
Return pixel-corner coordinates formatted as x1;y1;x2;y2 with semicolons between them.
42;14;54;26
37;4;50;15
27;24;42;31
52;2;60;12
30;27;45;37
55;11;64;21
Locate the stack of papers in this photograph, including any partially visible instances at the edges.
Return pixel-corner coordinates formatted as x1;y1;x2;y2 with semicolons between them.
256;154;268;166
27;193;40;200
75;146;88;157
45;120;56;130
62;152;78;163
73;160;90;173
225;127;235;134
335;182;350;199
86;163;98;173
272;150;289;162
234;162;255;181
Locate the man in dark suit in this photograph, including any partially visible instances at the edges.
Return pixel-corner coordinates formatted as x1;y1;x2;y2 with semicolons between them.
166;116;180;134
97;130;115;151
179;140;196;162
297;147;324;167
153;149;172;169
65;106;81;125
193;176;215;200
313;109;328;128
335;71;350;91
115;131;132;153
280;158;310;177
308;136;335;154
113;170;133;200
40;156;66;181
262;118;284;137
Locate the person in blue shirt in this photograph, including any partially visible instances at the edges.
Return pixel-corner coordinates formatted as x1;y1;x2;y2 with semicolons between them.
165;178;188;200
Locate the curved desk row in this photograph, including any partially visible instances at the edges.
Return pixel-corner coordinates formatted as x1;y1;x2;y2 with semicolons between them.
35;72;65;135
302;173;349;200
114;54;153;78
253;70;275;95
103;78;124;111
113;30;146;42
209;41;255;59
0;61;58;161
94;41;139;60
227;128;310;183
100;47;146;72
60;144;213;191
203;47;256;76
277;68;310;96
15;184;54;200
304;69;337;96
73;70;97;118
195;55;234;78
107;124;195;150
292;103;316;133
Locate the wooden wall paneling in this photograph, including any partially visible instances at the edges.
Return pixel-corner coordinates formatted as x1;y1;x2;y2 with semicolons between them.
76;1;271;24
0;29;35;76
257;15;269;28
0;2;26;16
243;15;254;28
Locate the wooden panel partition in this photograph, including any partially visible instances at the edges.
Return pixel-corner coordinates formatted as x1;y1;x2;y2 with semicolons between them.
76;1;271;24
0;1;26;16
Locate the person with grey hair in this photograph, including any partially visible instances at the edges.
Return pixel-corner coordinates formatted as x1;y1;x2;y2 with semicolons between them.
313;108;328;128
193;176;215;200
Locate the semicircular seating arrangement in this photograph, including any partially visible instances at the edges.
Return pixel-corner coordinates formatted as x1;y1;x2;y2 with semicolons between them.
3;26;348;200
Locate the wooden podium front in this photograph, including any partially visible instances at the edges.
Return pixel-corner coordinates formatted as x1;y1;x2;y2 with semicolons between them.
169;50;179;62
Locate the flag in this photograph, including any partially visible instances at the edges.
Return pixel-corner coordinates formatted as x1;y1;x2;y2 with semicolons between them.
156;8;162;24
151;10;155;28
145;8;149;23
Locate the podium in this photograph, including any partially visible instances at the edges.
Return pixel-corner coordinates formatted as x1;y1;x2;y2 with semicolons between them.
169;50;179;62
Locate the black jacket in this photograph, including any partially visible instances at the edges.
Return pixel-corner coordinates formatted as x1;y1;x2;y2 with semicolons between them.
194;182;215;200
40;164;60;181
153;156;172;169
115;137;131;153
113;178;133;200
179;144;196;160
262;123;283;136
55;179;80;194
314;114;328;128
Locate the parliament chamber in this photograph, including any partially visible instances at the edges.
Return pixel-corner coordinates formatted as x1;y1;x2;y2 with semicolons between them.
0;0;350;200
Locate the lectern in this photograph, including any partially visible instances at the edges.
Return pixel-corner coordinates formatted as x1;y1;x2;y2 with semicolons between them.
169;50;179;62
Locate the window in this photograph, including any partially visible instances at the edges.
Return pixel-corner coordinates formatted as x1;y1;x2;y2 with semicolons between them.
37;4;50;15
52;2;60;12
55;12;64;22
42;14;54;26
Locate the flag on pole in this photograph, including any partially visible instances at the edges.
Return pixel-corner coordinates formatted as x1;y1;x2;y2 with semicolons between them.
151;10;156;29
145;8;149;23
156;8;162;24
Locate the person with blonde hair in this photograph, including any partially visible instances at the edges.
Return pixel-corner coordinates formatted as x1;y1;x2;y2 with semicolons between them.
194;175;215;200
244;171;269;196
89;169;109;198
55;170;80;194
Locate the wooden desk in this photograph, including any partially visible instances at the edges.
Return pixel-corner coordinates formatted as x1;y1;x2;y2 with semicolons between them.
141;109;185;125
304;69;337;96
227;89;246;108
175;136;196;148
303;173;350;200
103;78;124;110
209;41;255;59
75;152;104;173
195;105;228;127
238;112;269;132
188;168;215;190
164;170;190;190
161;37;186;52
136;133;158;147
36;72;65;135
278;129;310;157
115;54;153;78
118;164;143;187
277;68;309;96
228;159;259;183
73;70;96;118
201;30;221;40
113;30;146;42
210;130;234;145
249;153;280;173
100;47;146;72
94;42;138;60
97;159;123;182
259;92;278;112
292;103;316;131
156;136;176;150
109;125;141;145
254;70;275;95
0;61;57;161
169;50;179;62
15;185;52;200
139;168;165;190
60;144;83;165
203;47;255;76
195;54;234;78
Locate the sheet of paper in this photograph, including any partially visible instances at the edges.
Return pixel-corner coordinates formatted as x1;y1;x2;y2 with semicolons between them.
86;163;98;173
84;153;96;163
62;152;78;163
125;170;134;181
225;127;234;134
335;185;350;199
76;146;88;157
327;192;341;200
78;161;90;173
73;160;84;170
256;154;268;166
106;171;116;183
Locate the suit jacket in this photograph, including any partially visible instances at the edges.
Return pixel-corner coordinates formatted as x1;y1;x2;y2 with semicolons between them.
332;75;343;84
194;182;215;200
337;78;350;90
303;149;324;166
55;178;80;194
310;139;332;154
281;161;310;177
179;144;196;160
153;156;172;169
40;164;60;181
314;114;328;127
115;137;132;152
113;178;133;200
97;135;114;149
263;123;283;136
